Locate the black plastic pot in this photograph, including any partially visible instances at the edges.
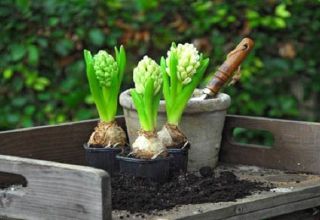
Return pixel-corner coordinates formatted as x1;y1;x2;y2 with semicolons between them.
116;155;171;182
167;143;190;174
83;143;122;176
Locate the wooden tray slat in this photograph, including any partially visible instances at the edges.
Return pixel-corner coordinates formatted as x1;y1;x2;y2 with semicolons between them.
220;115;320;174
0;117;126;166
0;155;110;220
0;115;320;219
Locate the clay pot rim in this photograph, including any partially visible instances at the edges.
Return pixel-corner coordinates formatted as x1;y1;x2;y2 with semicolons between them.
119;89;231;113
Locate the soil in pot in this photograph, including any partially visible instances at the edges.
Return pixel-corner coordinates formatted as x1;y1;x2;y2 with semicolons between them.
84;143;123;175
111;167;272;214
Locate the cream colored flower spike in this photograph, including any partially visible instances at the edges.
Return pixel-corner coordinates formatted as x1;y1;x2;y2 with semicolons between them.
133;56;162;95
166;43;200;85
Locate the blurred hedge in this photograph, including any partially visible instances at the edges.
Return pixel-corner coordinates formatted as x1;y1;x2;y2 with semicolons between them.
1;0;320;130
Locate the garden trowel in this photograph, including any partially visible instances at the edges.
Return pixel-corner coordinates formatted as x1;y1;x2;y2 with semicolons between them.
197;37;254;100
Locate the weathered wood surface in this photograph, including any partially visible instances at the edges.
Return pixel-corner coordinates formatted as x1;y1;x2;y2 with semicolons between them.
182;189;320;220
270;207;320;220
1;115;319;175
0;155;111;220
0;117;126;166
220;115;320;174
112;164;320;220
1;115;320;219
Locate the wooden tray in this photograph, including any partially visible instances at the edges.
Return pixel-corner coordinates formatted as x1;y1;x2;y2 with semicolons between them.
0;115;319;220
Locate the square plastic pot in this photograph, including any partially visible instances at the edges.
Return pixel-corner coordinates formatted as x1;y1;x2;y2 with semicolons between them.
167;146;189;175
83;143;122;176
116;155;171;183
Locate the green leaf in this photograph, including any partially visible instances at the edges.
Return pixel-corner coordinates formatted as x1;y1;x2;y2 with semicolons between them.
131;89;150;131
246;10;259;19
168;58;209;124
55;39;74;56
15;0;30;12
33;77;50;91
37;38;48;48
28;45;39;65
12;97;27;107
3;69;13;79
89;28;105;46
10;44;26;61
7;113;19;123
169;51;178;98
49;17;59;26
84;49;107;120
152;90;161;127
144;78;155;129
118;45;126;83
161;57;170;104
136;0;158;11
24;105;36;115
275;4;291;18
114;45;126;91
273;17;286;28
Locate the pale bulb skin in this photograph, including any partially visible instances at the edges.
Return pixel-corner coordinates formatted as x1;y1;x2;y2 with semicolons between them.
88;121;127;147
132;131;167;159
158;123;187;148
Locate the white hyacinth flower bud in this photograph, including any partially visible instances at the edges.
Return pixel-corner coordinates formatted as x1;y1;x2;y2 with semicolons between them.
133;56;162;95
166;43;201;85
93;50;118;87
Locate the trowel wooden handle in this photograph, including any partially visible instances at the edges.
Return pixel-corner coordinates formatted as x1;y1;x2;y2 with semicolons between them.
204;38;254;96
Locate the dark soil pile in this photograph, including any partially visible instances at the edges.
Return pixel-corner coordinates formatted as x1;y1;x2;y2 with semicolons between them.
112;168;271;213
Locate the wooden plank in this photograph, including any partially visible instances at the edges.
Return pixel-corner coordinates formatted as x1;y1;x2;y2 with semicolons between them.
1;115;319;174
220;115;320;174
269;208;320;220
0;117;126;165
225;196;320;220
112;164;320;220
1;114;319;174
177;185;320;220
0;155;111;220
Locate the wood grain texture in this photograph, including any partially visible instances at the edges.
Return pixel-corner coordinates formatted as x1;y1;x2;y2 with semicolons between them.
225;196;320;220
269;207;320;220
0;117;126;166
112;164;320;220
1;115;320;219
179;185;320;220
0;155;111;220
205;38;254;96
220;115;320;174
1;115;319;174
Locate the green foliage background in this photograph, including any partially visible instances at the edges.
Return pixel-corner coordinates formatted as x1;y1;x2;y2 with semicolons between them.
1;0;320;130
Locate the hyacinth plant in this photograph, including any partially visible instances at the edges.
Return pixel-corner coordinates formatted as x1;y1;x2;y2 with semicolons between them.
130;56;167;159
158;43;209;147
84;46;127;148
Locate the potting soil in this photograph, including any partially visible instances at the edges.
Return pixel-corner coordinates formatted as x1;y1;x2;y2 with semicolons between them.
112;167;271;213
